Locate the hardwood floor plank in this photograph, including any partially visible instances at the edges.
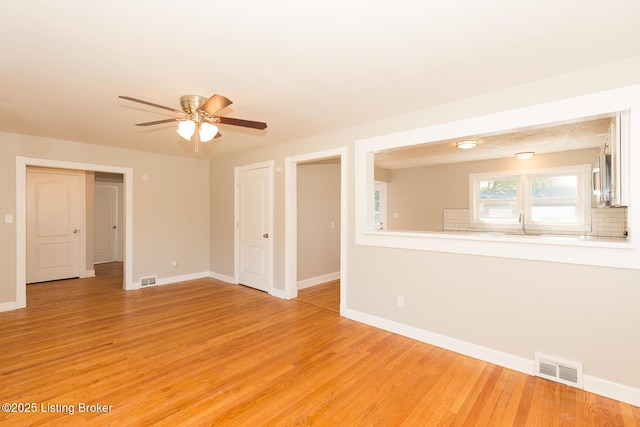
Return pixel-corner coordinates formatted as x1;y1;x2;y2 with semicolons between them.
559;384;577;426
620;402;640;426
296;280;340;313
510;374;537;425
0;263;637;425
487;368;529;425
453;364;503;426
399;355;481;425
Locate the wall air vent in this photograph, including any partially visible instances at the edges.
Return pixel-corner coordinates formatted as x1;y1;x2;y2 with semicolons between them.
140;275;157;287
534;352;583;388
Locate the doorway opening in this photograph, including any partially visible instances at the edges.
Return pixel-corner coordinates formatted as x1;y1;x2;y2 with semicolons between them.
294;158;341;313
284;147;347;314
16;157;133;309
94;173;124;265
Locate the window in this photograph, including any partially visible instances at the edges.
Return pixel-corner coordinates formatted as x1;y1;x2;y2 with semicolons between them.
477;176;520;225
373;181;387;230
470;165;591;232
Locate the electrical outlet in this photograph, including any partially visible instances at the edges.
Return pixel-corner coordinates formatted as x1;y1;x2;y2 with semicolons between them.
397;296;405;307
170;261;177;268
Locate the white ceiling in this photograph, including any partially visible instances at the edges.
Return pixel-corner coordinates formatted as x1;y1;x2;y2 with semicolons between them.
375;116;613;169
2;1;640;159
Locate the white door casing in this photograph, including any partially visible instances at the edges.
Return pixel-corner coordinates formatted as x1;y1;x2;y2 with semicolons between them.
94;184;118;263
26;170;81;284
284;147;348;307
16;157;134;310
235;162;273;292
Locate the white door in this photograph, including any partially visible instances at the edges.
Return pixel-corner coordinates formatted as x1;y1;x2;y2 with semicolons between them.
94;184;118;263
27;170;81;283
237;165;272;292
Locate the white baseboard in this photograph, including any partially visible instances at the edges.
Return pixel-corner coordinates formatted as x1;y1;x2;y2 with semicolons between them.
343;307;640;407
269;287;288;299
207;271;290;300
343;307;533;375
0;301;17;312
584;375;640;407
156;271;209;286
208;271;235;284
297;271;340;290
80;269;96;278
133;271;211;288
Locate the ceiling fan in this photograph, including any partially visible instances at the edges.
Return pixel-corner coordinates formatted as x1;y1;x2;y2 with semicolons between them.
119;94;267;152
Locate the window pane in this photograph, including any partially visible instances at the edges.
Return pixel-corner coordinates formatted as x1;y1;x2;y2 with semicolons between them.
531;200;577;223
479;201;518;221
531;175;577;198
530;175;579;223
479;179;517;200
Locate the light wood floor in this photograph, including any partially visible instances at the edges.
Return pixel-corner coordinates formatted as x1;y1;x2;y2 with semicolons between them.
296;280;340;313
0;264;638;426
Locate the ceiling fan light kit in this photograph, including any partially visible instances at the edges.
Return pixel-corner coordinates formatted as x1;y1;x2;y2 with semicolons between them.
119;93;267;153
198;122;218;142
176;120;196;140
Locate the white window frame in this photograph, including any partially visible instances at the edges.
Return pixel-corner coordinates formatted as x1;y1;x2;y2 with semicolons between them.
469;172;522;230
525;164;591;231
469;165;592;232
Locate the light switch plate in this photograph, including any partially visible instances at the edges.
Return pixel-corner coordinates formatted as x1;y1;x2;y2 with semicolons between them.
5;214;13;224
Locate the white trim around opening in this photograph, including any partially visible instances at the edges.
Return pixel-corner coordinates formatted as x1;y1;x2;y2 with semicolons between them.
16;157;134;309
284;147;348;314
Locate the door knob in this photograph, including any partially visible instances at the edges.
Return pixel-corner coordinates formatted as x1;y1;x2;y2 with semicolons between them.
113;226;117;229
263;233;269;238
73;229;79;234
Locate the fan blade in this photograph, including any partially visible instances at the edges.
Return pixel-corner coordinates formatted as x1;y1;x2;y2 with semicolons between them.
199;94;233;115
216;116;267;130
119;96;183;114
135;118;182;126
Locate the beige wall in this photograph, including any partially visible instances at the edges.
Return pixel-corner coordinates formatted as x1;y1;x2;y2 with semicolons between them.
387;148;600;231
209;55;640;391
297;161;341;282
0;132;210;303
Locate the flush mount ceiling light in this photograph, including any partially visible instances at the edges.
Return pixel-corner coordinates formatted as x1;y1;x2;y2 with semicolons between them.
455;140;478;149
515;151;535;159
119;94;267;153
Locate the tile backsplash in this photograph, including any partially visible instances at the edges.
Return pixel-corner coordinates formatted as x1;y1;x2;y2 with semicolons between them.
443;207;628;238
